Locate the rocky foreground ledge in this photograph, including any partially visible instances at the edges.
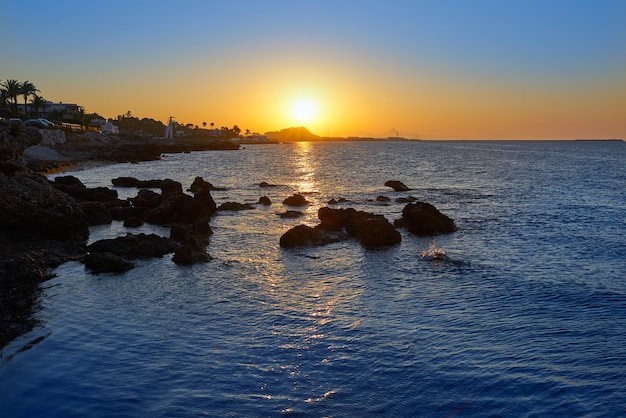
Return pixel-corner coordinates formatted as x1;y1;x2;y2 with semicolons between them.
19;127;239;173
0;125;238;349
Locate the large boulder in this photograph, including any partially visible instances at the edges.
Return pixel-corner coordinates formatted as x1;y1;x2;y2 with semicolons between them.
0;172;89;241
283;193;308;206
84;252;134;274
170;222;212;265
280;207;400;249
52;175;118;203
88;233;175;259
129;189;163;208
318;207;401;249
396;202;456;236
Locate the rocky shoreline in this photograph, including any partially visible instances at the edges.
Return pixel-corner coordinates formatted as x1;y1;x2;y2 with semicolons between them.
0;125;239;349
1;125;456;351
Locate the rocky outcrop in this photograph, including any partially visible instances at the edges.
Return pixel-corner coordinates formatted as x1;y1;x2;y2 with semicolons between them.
1;173;89;242
279;225;348;247
395;202;456;236
86;233;176;273
0;125;88;348
258;196;271;205
111;177;164;188
384;180;411;191
188;176;225;192
317;207;401;249
283;193;308;206
280;207;401;249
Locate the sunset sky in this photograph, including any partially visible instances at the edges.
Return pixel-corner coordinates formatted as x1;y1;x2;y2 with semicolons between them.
2;0;625;139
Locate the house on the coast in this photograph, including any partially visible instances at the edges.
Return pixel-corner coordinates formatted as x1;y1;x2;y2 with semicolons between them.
18;101;83;120
90;118;119;134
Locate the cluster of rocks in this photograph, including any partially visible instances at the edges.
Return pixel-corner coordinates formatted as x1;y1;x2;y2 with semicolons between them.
278;179;456;249
279;201;456;249
280;207;401;249
49;175;220;273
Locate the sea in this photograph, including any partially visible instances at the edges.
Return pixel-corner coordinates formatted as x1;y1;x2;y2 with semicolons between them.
1;140;625;417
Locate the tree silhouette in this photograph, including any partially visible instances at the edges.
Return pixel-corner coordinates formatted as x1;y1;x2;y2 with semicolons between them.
1;79;21;114
210;122;214;129
20;80;38;117
202;121;207;128
30;94;47;118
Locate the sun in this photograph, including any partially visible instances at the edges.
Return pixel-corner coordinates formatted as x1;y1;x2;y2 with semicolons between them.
290;99;318;124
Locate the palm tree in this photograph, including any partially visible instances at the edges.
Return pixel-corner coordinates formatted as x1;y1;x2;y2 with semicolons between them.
202;121;207;128
30;94;47;118
20;81;38;117
210;122;214;129
1;79;21;114
0;82;8;114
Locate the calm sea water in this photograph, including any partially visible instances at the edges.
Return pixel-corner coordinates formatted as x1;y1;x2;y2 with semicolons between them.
1;140;625;417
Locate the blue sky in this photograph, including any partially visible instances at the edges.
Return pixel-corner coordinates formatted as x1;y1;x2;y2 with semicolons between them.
2;0;625;138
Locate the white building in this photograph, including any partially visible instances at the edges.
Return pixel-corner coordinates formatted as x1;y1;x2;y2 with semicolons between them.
18;101;83;119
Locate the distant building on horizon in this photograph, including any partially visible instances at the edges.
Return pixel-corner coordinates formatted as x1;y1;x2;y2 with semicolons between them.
17;101;84;120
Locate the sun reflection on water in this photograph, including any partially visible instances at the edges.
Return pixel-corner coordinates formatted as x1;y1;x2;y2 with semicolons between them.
293;141;316;194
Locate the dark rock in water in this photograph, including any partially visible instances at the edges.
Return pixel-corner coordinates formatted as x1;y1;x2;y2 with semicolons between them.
279;225;347;247
88;233;175;259
170;222;212;265
170;222;212;243
280;207;400;249
397;201;456;236
396;196;417;203
188;176;225;192
160;179;183;195
259;181;277;188
84;252;134;274
376;195;391;202
79;201;113;225
129;189;162;208
357;215;402;249
123;217;144;228
53;175;85;188
52;176;118;203
328;197;347;205
385;180;411;192
111;177;163;188
318;207;401;249
279;210;303;218
189;176;213;193
144;191;213;225
258;196;271;205
193;190;217;214
110;205;147;221
283;193;308;206
172;246;210;265
217;201;255;211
